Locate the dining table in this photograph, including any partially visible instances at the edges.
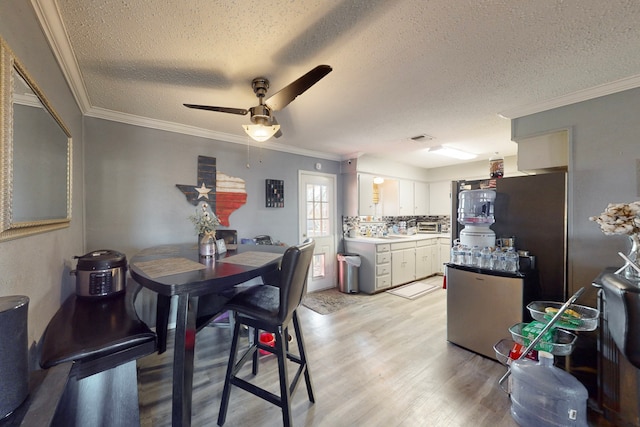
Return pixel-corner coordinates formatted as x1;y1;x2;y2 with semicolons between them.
129;243;287;427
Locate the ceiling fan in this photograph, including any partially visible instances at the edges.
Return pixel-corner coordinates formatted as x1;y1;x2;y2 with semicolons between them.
184;65;332;142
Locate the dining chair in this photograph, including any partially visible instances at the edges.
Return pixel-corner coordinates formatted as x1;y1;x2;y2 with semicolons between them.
217;239;315;427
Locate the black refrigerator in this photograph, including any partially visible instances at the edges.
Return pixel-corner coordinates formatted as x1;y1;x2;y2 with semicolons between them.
450;172;567;301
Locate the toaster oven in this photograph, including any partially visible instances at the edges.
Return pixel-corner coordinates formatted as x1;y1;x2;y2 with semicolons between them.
417;222;441;233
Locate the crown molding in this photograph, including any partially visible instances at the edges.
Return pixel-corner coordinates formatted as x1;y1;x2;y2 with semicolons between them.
30;0;92;113
499;74;640;119
30;0;342;163
86;107;343;161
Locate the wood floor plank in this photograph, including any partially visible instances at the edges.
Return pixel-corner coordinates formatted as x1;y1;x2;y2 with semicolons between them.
137;280;606;426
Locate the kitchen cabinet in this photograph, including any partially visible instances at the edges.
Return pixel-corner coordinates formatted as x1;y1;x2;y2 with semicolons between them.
416;239;435;278
398;180;430;216
345;236;443;294
398;180;414;216
414;181;430;215
358;174;375;216
438;237;451;274
344;240;391;294
381;180;399;216
429;181;451;215
391;241;416;286
358;174;399;216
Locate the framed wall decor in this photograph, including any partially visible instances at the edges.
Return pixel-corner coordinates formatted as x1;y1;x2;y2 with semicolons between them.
0;37;72;242
265;179;284;208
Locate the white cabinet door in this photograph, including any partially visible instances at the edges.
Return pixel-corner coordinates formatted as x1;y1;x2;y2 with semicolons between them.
439;239;451;273
398;180;414;216
429;181;452;215
414;181;430;215
391;248;415;286
381;179;399;216
430;245;441;275
358;174;375;216
415;245;432;278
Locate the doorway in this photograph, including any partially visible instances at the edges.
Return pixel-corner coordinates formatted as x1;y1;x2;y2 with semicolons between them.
298;171;337;292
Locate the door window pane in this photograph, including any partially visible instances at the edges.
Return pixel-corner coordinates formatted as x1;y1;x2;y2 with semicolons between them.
305;183;329;237
312;253;325;278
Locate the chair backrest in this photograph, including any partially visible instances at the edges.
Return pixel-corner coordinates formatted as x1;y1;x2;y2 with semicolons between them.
601;273;640;369
277;239;315;324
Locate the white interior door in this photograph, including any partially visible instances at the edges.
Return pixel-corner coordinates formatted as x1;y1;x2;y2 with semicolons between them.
299;171;337;292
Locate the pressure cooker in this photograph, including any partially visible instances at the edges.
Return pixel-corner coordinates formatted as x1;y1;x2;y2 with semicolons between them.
71;250;127;298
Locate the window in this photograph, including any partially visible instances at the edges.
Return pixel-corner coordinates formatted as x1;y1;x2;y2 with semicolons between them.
305;183;329;237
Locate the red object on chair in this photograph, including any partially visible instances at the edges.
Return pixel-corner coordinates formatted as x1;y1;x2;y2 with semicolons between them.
259;332;275;355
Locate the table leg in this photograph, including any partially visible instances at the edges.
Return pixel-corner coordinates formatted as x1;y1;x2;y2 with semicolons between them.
172;294;199;427
156;294;171;354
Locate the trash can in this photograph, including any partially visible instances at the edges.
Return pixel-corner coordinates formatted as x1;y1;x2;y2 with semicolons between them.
337;253;360;293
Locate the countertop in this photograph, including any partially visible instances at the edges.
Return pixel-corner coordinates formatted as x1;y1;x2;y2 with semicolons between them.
344;233;451;244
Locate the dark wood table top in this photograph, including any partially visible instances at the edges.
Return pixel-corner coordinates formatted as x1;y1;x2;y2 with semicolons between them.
129;243;287;297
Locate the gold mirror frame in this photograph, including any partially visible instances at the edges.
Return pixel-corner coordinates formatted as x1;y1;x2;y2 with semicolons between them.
0;37;72;242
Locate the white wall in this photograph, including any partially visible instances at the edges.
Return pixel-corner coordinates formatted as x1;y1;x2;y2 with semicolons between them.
0;0;85;364
513;87;640;304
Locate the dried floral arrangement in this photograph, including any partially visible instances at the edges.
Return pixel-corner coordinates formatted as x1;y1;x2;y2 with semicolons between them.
589;201;640;235
189;202;220;236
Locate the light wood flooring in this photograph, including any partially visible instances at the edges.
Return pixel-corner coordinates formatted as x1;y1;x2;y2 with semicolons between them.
137;277;608;426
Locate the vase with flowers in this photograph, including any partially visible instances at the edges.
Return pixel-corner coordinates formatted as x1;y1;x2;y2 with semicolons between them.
589;201;640;281
189;202;220;258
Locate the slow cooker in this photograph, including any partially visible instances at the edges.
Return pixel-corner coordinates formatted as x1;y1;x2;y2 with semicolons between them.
71;250;127;298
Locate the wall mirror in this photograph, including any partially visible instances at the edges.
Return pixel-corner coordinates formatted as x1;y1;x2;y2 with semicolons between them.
0;37;72;242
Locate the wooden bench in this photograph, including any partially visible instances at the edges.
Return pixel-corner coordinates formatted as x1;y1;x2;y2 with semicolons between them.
11;283;157;427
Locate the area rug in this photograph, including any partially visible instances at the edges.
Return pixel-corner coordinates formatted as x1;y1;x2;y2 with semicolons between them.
302;288;360;315
386;281;439;300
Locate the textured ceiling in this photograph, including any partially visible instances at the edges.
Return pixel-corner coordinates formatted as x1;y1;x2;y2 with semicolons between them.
35;0;640;168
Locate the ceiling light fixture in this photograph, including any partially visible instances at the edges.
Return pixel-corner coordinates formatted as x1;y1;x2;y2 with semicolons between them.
428;145;477;160
243;123;280;142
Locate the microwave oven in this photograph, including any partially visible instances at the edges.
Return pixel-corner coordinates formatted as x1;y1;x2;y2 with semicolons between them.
417;222;442;233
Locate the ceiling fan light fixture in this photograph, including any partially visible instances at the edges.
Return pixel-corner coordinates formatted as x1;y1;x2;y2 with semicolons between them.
243;123;281;142
428;145;477;160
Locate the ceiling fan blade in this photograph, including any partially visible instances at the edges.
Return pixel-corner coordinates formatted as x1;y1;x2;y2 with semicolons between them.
183;104;248;115
265;65;332;111
271;116;283;138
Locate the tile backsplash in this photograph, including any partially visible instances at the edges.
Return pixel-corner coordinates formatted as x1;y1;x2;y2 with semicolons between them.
342;215;450;237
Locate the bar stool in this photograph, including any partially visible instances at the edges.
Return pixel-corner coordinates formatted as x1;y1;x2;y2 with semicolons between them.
217;239;315;427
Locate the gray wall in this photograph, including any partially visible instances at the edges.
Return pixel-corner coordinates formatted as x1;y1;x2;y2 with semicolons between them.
0;0;85;358
513;87;640;305
83;117;343;258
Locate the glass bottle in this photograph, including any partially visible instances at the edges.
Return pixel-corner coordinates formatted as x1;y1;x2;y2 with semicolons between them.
504;247;518;272
480;247;492;269
471;246;482;267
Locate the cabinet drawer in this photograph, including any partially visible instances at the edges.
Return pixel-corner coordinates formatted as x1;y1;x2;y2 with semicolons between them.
416;238;436;247
376;244;390;253
376;264;391;276
376;274;391;290
376;252;391;264
391;241;416;251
